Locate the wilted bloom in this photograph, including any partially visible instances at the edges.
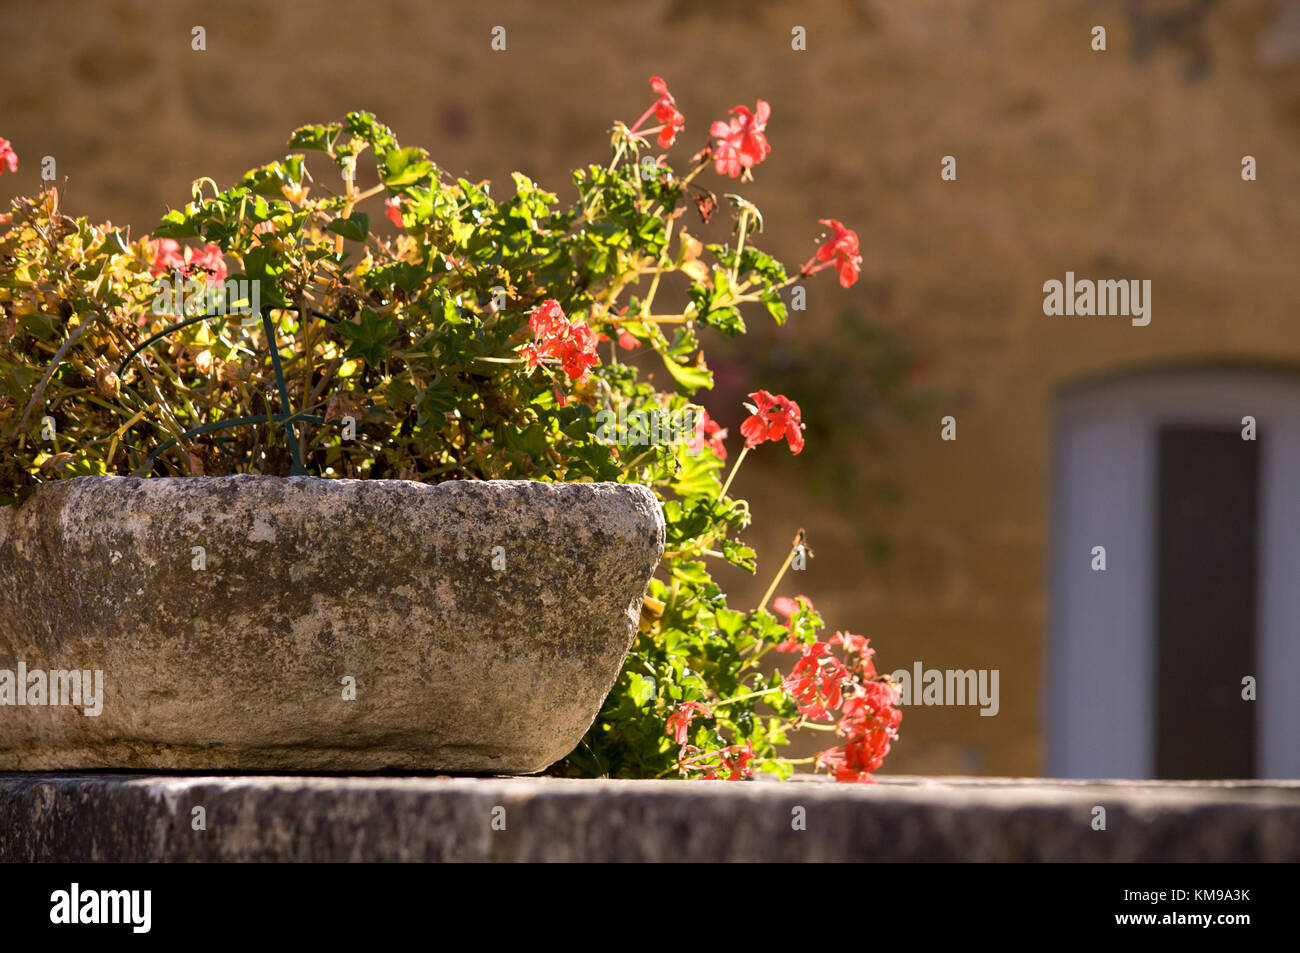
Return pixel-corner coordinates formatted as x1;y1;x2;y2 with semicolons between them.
710;101;771;179
94;363;121;399
739;389;804;454
0;138;16;174
800;219;861;288
616;327;641;350
666;701;712;744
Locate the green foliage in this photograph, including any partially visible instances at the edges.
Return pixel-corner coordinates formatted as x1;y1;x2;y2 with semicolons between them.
0;103;894;781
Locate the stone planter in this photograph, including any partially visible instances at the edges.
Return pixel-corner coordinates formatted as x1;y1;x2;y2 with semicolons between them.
0;475;664;773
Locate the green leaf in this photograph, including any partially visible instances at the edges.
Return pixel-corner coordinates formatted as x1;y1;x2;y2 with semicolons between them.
670;449;722;499
670;560;711;585
627;672;657;707
762;287;787;325
721;539;758;573
714;607;747;638
383;147;435;188
327;212;370;243
656;350;713;395
102;228;131;256
152;209;201;239
335;307;397;367
288;123;342;152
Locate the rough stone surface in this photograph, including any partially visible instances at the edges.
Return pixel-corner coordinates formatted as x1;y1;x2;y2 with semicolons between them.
1;774;1296;862
0;476;664;773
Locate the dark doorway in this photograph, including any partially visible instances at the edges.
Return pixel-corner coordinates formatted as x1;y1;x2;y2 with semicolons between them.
1154;426;1258;778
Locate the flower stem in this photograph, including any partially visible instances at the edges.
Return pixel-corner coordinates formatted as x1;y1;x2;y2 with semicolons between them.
640;219;674;318
710;686;784;710
627;105;657;137
718;444;749;498
755;530;802;613
730;209;750;285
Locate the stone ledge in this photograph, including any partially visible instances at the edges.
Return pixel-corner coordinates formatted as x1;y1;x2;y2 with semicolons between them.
2;774;1297;862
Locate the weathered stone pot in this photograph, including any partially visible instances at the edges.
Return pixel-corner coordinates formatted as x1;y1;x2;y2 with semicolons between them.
0;475;664;773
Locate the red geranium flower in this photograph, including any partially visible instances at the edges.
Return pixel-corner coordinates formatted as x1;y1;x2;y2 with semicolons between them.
739;390;804;454
149;239;227;283
629;76;685;149
0;138;17;175
783;641;849;722
829;631;876;677
719;741;755;780
529;299;569;339
823;678;902;782
710;101;771;179
150;238;186;276
649;77;685;148
559;320;600;382
666;701;712;744
385;196;403;228
800;219;862;288
186;243;228;283
521;299;601;384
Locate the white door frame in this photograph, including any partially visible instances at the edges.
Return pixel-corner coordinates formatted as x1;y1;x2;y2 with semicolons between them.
1047;367;1300;779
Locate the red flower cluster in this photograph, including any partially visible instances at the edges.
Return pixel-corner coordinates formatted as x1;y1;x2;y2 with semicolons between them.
666;701;712;745
149;239;229;283
0;138;16;175
800;219;861;288
788;630;900;783
718;741;755;780
783;642;849;722
817;679;902;783
710;101;771;179
520;299;600;383
739;389;804;454
829;630;874;668
647;77;685;148
683;407;727;459
629;76;685;149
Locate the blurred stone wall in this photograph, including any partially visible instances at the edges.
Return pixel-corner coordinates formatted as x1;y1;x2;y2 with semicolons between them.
3;0;1299;774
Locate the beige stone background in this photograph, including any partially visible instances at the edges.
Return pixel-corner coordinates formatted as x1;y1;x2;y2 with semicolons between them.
3;0;1299;775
